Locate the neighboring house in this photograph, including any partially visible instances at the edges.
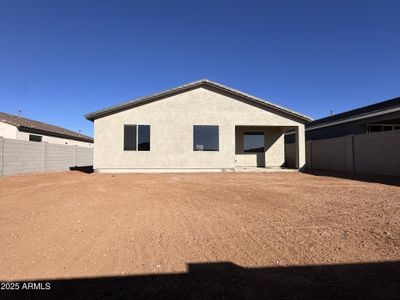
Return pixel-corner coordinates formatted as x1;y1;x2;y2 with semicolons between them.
85;79;311;172
0;112;93;147
284;96;400;143
284;96;400;176
306;96;400;140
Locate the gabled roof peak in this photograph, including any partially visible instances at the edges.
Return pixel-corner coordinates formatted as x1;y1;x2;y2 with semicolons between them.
85;79;312;122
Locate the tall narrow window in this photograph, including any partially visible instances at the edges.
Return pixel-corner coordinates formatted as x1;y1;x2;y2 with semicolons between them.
124;124;150;151
124;125;137;151
193;125;219;151
138;125;150;151
244;132;264;153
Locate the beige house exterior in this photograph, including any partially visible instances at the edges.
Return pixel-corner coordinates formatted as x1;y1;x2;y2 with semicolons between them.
86;80;311;172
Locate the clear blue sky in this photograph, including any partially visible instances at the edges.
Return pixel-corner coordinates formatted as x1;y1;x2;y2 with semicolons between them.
1;0;399;136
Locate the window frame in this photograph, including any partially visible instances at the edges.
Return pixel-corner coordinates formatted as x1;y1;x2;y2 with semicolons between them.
138;125;151;151
123;124;151;151
123;124;137;151
29;134;42;142
243;132;265;153
367;124;400;133
193;125;219;152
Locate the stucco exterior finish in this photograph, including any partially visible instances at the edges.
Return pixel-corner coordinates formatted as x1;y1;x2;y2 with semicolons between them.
93;87;306;171
16;131;92;147
0;122;18;139
235;126;285;167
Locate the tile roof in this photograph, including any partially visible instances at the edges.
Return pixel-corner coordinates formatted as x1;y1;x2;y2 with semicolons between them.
307;96;400;129
85;79;312;122
0;112;93;143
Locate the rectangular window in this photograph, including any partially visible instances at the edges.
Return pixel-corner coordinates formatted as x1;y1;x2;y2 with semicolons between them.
124;125;137;151
367;125;382;133
382;126;392;131
124;124;150;151
244;132;264;153
193;125;219;151
29;134;42;142
138;125;150;151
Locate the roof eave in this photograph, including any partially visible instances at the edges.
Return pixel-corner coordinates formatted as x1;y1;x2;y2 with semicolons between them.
306;106;400;131
18;126;94;143
85;80;312;122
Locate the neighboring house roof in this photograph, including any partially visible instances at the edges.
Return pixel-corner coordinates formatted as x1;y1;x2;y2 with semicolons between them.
85;79;312;122
0;112;93;143
307;96;400;131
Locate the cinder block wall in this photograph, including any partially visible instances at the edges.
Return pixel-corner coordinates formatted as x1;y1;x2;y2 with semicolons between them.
0;137;3;176
305;130;400;176
0;138;93;176
353;130;400;176
45;143;76;171
76;147;94;166
2;139;44;175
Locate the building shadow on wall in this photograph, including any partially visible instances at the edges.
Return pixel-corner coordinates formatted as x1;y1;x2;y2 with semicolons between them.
69;166;94;174
5;261;400;300
304;170;400;187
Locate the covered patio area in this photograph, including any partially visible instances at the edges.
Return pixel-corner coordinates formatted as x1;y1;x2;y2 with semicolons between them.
235;126;304;169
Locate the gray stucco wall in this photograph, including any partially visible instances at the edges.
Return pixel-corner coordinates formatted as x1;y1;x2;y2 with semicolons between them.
16;130;93;147
0;138;93;176
305;130;400;176
93;86;306;172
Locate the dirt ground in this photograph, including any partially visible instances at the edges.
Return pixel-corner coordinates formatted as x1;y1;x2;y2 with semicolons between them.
0;171;399;299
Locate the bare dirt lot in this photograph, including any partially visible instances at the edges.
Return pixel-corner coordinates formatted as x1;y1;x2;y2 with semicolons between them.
0;171;399;299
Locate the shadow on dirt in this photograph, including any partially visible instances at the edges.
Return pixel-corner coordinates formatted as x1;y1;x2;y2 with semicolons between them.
4;261;400;299
69;166;94;174
304;170;400;187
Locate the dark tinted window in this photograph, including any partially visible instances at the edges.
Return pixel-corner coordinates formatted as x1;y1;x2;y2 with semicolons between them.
368;125;383;132
244;132;264;152
138;125;150;151
124;125;137;150
29;135;42;142
382;126;392;131
193;125;219;151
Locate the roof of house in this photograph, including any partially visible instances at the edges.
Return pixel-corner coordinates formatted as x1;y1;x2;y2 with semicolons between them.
307;96;400;130
0;112;93;143
85;79;312;122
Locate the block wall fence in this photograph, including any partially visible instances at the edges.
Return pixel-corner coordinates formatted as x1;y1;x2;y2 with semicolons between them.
0;137;93;176
305;130;400;176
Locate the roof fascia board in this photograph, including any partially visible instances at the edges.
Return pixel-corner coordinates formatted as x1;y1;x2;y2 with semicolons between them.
85;80;312;122
19;126;93;143
306;106;400;131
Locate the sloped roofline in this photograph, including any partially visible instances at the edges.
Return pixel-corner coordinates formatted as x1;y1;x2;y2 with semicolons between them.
0;112;93;143
85;79;312;122
306;96;400;131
